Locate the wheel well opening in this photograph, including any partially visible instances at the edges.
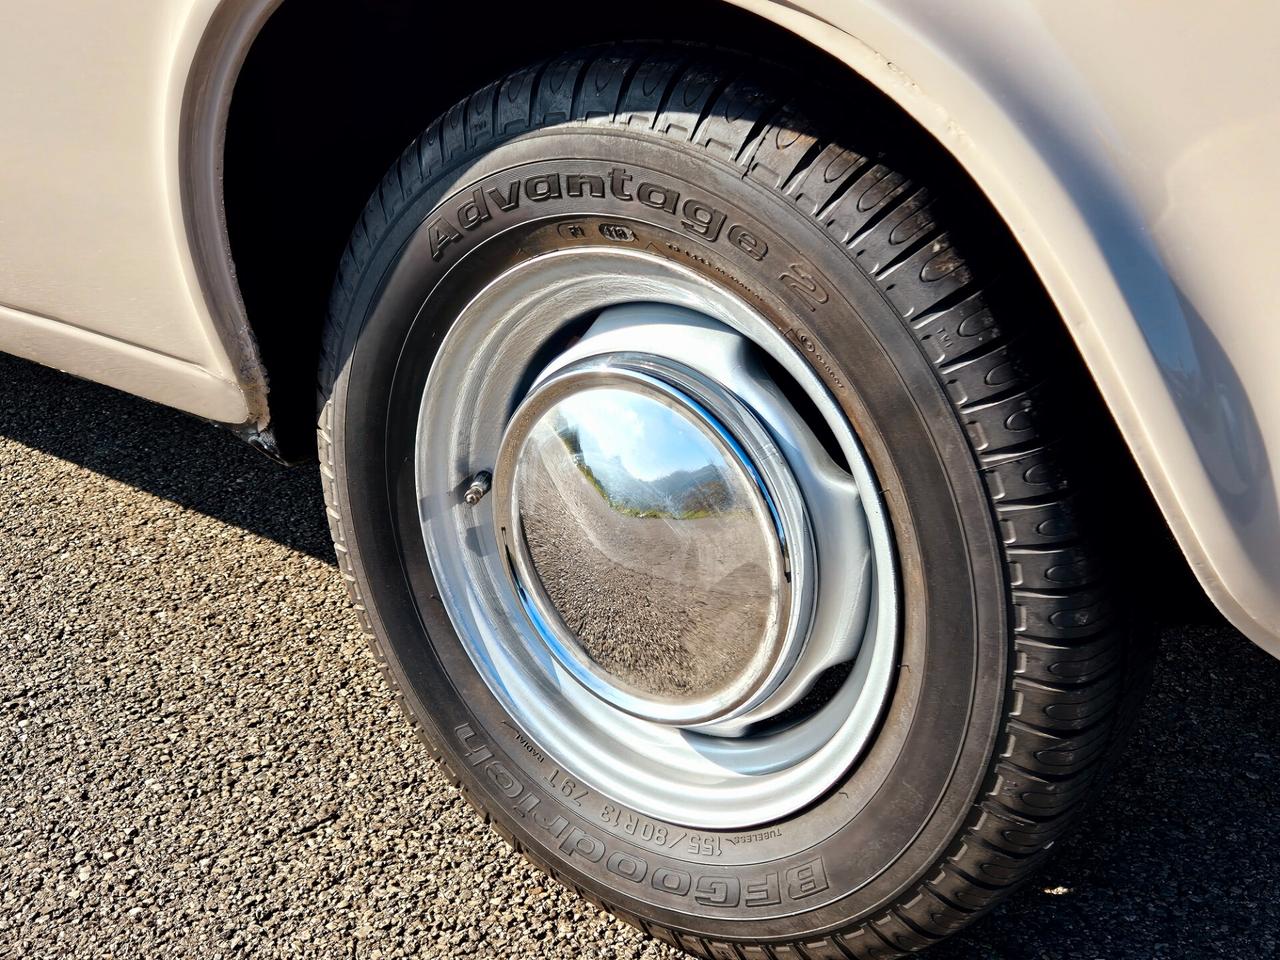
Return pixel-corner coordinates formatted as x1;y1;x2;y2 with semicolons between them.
224;0;837;460
222;0;1204;618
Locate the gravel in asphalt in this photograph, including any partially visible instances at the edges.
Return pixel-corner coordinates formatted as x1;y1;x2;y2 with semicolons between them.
1;352;1276;958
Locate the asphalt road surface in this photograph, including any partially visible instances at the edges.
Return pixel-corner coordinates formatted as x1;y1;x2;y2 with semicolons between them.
2;352;1277;959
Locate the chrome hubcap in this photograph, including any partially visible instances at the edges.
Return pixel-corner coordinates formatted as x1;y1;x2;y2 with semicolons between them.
416;248;897;828
494;352;813;726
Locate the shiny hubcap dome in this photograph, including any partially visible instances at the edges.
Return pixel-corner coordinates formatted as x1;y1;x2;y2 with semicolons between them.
494;357;813;726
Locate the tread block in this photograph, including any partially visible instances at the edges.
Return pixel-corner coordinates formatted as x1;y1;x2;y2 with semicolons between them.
704;940;740;959
912;290;1003;366
924;863;1005;913
986;761;1097;817
1016;632;1122;684
782;143;867;215
415;118;444;179
852;187;935;275
835;927;901;959
655;64;724;140
574;52;635;122
941;341;1033;408
616;54;686;128
894;887;970;937
441;98;468;164
696;80;776;161
869;912;935;953
1012;671;1122;728
533;55;589;125
970;804;1074;855
823;163;909;244
1003;717;1112;775
982;446;1070;502
962;383;1053;454
878;232;974;318
1013;585;1115;640
746;103;822;190
1006;543;1098;590
465;80;499;149
996;499;1080;547
495;65;541;134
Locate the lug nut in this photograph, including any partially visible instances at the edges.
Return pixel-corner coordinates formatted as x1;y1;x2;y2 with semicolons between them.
464;470;492;505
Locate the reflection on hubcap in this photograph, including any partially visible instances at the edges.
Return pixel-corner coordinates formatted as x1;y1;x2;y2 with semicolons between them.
494;361;808;725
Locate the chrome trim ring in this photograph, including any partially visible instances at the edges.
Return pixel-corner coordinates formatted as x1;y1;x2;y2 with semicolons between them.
415;247;898;829
492;355;816;726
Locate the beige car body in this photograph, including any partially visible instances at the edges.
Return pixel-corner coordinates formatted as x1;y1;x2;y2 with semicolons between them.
1;1;1277;654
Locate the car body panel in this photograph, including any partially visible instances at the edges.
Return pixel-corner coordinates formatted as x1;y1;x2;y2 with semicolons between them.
0;0;254;424
729;0;1280;654
0;0;1277;652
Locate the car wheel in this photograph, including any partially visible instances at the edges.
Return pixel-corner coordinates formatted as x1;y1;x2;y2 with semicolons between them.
317;45;1143;957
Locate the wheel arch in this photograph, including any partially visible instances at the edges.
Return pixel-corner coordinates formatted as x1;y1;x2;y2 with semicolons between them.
180;0;1272;648
728;1;1280;654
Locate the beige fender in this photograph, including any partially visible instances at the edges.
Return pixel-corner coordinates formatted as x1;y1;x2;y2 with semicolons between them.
0;0;263;426
729;0;1280;655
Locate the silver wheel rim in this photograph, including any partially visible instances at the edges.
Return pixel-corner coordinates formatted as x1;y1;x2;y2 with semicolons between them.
416;247;898;829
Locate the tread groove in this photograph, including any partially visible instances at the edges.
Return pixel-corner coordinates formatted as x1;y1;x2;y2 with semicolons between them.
871;226;945;280
811;157;874;221
845;182;920;251
609;55;647;124
650;57;695;126
907;286;989;329
777;134;827;193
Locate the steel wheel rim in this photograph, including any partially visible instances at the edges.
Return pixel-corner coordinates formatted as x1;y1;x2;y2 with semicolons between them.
415;247;898;829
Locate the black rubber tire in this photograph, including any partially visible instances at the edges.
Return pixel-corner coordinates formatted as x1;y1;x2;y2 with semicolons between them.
317;45;1144;958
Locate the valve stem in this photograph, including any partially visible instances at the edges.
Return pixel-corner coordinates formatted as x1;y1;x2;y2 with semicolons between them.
464;470;492;506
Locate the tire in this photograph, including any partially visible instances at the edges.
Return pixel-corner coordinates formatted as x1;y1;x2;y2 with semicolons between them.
317;45;1143;958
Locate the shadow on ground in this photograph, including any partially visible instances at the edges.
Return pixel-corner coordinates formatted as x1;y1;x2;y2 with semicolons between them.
0;353;333;563
1;352;1275;957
